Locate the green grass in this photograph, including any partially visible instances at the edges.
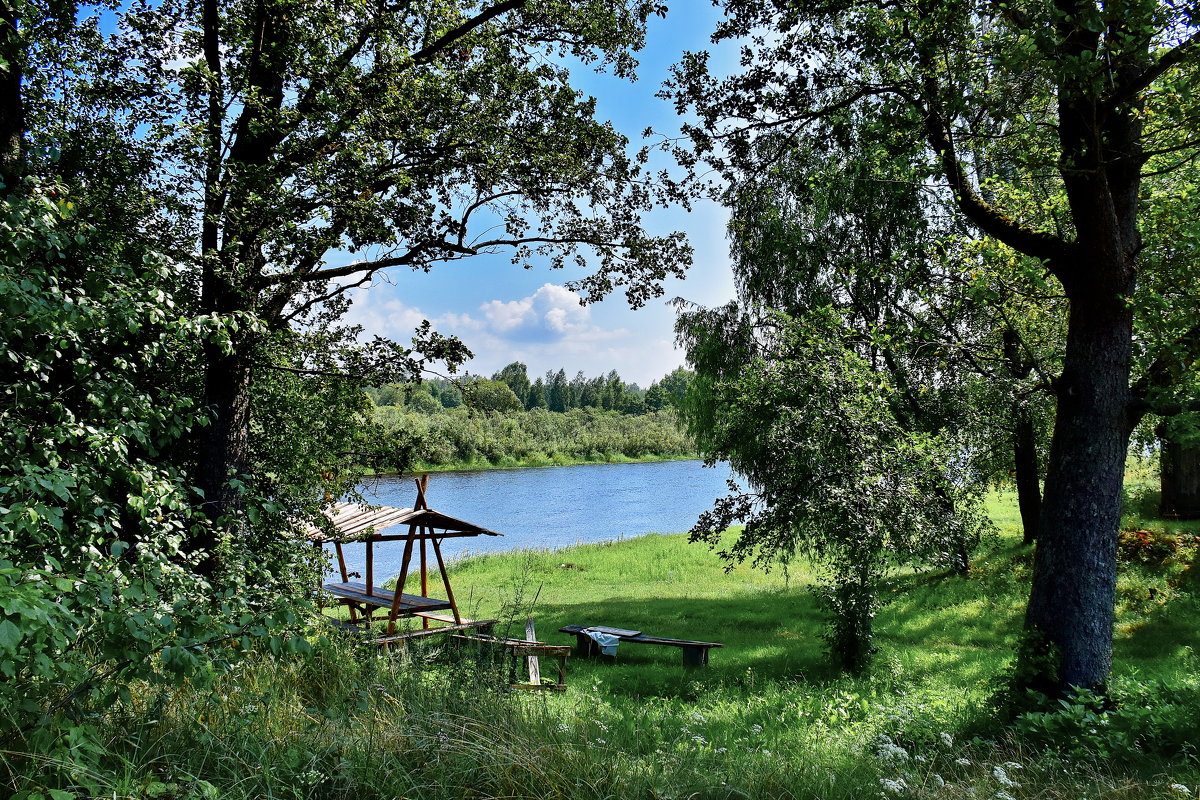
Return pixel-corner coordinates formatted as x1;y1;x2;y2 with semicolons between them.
9;489;1200;800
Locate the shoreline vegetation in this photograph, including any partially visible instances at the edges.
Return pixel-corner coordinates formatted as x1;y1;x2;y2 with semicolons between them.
366;451;701;476
366;364;698;472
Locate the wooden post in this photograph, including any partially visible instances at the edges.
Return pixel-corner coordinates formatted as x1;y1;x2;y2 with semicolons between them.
365;539;374;597
387;530;417;635
431;537;462;624
420;530;429;630
333;541;357;623
525;618;541;687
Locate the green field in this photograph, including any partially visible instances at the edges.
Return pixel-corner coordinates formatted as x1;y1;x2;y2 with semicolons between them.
18;489;1200;800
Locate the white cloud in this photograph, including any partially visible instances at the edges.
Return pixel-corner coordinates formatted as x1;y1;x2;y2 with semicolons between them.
341;282;685;385
478;283;593;341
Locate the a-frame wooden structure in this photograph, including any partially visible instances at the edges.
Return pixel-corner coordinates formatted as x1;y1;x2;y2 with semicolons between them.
308;476;500;641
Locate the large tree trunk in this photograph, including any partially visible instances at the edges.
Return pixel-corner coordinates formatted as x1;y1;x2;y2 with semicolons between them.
1161;431;1200;519
1022;272;1134;692
191;341;253;576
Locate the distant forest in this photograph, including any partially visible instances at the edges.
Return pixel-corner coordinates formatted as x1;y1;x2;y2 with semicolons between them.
367;362;697;468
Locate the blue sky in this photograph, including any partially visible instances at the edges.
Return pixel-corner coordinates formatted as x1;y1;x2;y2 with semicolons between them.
342;3;738;387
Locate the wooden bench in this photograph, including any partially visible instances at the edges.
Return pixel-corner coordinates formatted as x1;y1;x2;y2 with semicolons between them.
322;583;496;643
559;624;723;667
451;634;571;690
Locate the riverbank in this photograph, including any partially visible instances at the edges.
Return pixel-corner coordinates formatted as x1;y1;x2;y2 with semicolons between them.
365;450;700;476
56;492;1200;800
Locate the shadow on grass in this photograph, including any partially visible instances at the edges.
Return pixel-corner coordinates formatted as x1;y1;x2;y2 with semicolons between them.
498;563;1026;700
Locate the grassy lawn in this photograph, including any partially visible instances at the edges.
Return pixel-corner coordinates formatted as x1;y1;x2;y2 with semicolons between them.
22;487;1200;800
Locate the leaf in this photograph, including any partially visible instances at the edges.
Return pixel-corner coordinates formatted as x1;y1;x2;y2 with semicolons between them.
0;620;23;653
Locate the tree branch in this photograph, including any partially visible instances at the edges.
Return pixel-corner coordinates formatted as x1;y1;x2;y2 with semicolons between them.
408;0;525;66
1111;27;1200;106
259;240;477;287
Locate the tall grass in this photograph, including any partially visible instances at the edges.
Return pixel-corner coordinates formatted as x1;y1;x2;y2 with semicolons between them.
7;491;1200;799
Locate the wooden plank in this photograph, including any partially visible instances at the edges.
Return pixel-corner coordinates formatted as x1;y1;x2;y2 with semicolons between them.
525;618;541;686
509;644;572;658
324;582;453;612
509;682;567;692
371;619;493;644
587;625;641;637
414;612;497;627
559;624;723;649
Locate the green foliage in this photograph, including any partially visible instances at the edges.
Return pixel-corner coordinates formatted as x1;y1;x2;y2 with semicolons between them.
1012;682;1200;761
680;307;991;672
462;378;524;414
372;405;693;469
0;183;306;769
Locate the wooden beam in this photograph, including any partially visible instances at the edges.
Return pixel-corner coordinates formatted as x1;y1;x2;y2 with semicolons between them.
431;537;462;624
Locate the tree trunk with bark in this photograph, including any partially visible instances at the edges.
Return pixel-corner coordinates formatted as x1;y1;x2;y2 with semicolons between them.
1013;15;1144;692
1023;289;1133;690
1161;433;1200;519
0;1;25;189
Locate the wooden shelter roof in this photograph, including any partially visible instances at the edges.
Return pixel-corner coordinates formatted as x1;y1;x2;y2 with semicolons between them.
304;501;502;543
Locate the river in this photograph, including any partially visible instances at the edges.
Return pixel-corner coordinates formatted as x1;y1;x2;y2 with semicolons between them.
328;459;735;582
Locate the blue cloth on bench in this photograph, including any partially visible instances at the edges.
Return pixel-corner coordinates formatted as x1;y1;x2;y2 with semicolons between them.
584;628;621;655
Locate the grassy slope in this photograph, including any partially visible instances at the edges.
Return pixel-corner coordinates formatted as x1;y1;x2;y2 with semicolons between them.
441;490;1199;697
26;487;1200;800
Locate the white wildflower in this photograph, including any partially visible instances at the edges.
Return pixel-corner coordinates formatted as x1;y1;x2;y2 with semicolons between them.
1002;761;1023;771
994;792;1017;800
992;766;1019;788
930;774;945;788
873;734;910;764
939;732;954;748
751;723;764;735
956;757;973;767
1169;785;1192;796
879;777;908;795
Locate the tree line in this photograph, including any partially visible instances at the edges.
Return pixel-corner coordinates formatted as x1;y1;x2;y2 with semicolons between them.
368;362;693;416
365;363;696;467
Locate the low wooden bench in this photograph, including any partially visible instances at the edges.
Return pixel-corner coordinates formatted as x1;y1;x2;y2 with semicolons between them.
451;634;571;690
559;624;723;668
322;582;496;643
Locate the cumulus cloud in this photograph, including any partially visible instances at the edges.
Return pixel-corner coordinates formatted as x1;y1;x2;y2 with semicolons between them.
478;284;593;342
340;281;684;385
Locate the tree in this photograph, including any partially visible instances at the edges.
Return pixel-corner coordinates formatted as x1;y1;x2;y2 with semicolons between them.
657;367;695;409
100;0;689;573
547;369;570;412
493;362;532;403
681;306;989;671
668;0;1200;692
463;378;523;413
526;376;548;410
700;126;1063;548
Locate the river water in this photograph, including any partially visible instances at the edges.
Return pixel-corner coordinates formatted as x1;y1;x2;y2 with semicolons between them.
328;459;735;582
